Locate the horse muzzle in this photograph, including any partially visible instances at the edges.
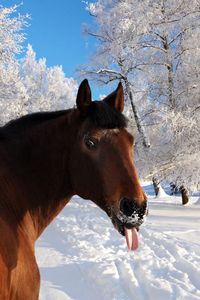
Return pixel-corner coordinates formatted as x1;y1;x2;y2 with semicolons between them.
111;198;148;236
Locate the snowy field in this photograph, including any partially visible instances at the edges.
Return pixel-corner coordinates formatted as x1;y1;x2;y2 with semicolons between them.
36;183;200;300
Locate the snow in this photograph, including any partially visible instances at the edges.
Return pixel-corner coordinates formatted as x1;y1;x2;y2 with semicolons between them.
156;185;169;198
36;183;200;300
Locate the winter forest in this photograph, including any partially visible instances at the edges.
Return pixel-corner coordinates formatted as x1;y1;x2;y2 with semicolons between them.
1;1;200;300
82;0;200;202
1;1;199;201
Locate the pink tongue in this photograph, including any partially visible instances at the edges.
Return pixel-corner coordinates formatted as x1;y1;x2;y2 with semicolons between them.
125;227;139;251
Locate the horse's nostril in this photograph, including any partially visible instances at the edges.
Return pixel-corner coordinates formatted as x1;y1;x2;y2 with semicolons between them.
138;201;148;218
120;198;136;216
120;198;148;217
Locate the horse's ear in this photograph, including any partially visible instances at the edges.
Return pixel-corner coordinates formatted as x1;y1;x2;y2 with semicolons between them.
76;79;92;114
104;82;124;113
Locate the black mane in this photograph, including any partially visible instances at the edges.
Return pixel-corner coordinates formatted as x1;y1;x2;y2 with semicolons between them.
0;110;68;140
5;110;67;129
0;101;127;139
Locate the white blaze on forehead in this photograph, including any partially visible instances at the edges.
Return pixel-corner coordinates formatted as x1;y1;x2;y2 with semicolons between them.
87;128;134;143
102;128;120;138
89;128;120;140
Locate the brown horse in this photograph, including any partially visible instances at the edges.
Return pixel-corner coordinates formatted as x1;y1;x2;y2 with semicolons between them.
0;79;147;299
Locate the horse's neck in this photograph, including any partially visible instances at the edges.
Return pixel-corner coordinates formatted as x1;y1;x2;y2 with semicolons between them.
4;111;76;241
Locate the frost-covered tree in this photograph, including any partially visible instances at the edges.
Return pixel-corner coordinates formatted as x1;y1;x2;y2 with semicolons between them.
46;65;77;111
20;45;49;112
0;4;77;124
20;45;77;113
0;4;28;124
134;0;200;195
0;4;28;64
84;0;200;195
82;0;151;147
137;0;200;111
137;107;200;195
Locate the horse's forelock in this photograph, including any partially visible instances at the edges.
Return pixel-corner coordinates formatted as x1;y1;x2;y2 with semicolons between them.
86;101;128;130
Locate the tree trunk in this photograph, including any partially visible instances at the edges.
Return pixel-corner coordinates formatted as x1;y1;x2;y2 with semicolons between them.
152;177;160;196
180;185;189;205
124;80;151;148
170;182;179;195
163;36;175;109
167;62;175;109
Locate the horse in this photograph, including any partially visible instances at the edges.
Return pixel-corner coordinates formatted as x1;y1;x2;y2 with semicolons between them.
0;79;147;299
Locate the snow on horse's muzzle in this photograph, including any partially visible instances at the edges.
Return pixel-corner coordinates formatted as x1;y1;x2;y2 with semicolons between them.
111;198;148;251
119;197;148;222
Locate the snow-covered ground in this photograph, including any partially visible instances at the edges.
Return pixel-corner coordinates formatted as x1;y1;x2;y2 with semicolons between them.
36;183;200;300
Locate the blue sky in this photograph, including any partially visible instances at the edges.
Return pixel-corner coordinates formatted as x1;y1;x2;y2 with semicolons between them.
2;0;111;98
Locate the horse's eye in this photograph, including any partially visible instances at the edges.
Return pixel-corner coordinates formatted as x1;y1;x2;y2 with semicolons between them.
84;137;97;150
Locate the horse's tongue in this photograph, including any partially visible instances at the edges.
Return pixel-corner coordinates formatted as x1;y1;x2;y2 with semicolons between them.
124;227;139;251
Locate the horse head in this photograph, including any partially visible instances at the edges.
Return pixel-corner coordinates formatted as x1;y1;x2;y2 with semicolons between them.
70;79;148;250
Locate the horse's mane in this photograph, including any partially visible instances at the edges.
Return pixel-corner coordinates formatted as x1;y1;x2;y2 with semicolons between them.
0;110;68;139
3;110;67;131
0;101;127;140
